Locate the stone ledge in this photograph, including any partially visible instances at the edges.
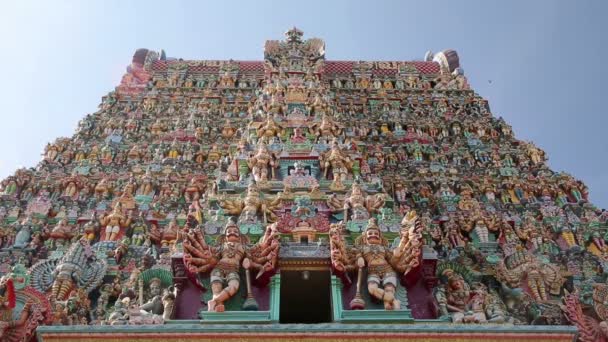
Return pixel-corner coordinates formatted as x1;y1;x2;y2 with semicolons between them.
36;323;579;342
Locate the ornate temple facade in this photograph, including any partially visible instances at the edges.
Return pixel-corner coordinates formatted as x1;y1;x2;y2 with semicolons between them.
3;28;606;341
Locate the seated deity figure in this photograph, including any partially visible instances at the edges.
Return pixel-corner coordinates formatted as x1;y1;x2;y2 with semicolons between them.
45;143;59;161
460;211;498;244
107;298;130;325
219;71;235;88
343;182;386;222
306;92;325;113
127;145;142;162
166;140;180;160
99;203;132;241
256;113;283;138
290;127;307;143
220;182;279;224
183;177;205;203
310;112;341;138
436;270;469;321
434;269;508;324
137;278;164;315
125;274;175;323
221;119;237;139
266;93;285;115
94;178;112;199
207;144;222;167
62;180;79;199
161;218;179;247
49;217;74;246
291;161;308;176
79;217;97;242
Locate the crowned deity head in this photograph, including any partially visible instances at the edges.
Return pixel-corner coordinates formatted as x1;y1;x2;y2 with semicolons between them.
364;218;383;245
223;220;242;243
246;181;259;197
149;277;162;297
351;181;364;196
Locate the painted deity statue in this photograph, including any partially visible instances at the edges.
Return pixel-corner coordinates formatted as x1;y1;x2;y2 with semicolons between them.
127;270;175;324
247;141;277;182
329;212;423;310
184;177;206;203
221;119;238;139
220;182;280;223
256;113;283;138
182;220;279;312
29;238;107;302
99;203;133;241
436;269;479;323
494;252;565;302
343;182;387;222
320;138;353;188
0;275;16;325
49;217;74;246
0;276;39;341
307;92;328;115
435;268;511;324
310;112;341;138
459;210;498;244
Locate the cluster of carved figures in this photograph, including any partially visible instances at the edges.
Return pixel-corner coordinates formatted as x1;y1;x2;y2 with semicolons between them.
0;28;606;341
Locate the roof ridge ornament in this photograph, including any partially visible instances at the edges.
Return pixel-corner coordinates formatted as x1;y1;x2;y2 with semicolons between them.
285;27;304;44
264;27;325;72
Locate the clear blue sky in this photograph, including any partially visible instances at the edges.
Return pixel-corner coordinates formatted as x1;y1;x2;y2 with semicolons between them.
0;0;606;206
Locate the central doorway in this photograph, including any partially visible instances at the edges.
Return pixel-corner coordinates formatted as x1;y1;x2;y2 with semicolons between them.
279;270;332;323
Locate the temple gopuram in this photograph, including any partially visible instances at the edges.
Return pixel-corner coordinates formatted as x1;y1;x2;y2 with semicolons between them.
4;28;608;342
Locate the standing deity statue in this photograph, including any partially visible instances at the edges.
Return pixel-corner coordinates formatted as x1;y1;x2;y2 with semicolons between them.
329;212;423;310
247;141;278;182
182;220;279;312
320;138;353;188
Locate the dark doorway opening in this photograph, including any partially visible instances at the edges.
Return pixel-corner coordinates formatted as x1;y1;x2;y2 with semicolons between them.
279;270;332;323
